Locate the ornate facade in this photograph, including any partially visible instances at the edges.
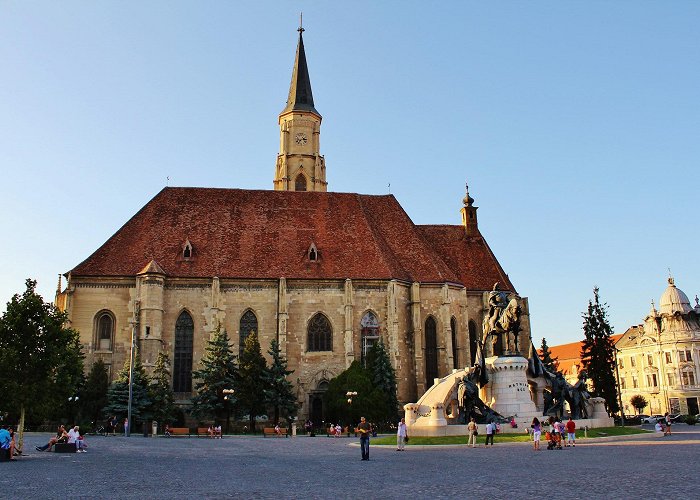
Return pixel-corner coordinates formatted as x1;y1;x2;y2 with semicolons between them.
616;278;700;416
56;28;531;422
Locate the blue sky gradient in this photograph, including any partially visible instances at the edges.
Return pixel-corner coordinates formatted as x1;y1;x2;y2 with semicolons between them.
1;1;698;345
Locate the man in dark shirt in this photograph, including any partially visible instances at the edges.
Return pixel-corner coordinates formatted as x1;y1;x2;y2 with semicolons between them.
357;417;372;461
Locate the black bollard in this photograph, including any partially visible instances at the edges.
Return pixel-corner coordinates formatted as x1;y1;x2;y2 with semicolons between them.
143;421;149;437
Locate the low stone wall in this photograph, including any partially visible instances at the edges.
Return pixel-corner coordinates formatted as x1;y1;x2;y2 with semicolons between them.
407;416;614;437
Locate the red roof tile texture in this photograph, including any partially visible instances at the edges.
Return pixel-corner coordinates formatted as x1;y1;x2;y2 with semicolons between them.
545;334;624;375
70;187;514;290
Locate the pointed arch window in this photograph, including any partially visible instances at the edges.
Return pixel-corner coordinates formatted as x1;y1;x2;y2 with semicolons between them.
451;316;458;369
295;173;307;192
95;311;115;351
360;311;380;366
308;243;319;262
425;316;438;387
308;313;332;352
173;311;194;393
182;240;193;259
239;310;258;357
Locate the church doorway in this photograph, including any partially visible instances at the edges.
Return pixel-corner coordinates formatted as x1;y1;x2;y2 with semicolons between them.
308;380;329;429
425;317;438;388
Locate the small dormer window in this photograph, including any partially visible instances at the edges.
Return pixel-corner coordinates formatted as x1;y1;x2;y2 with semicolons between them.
308;243;318;261
183;240;193;259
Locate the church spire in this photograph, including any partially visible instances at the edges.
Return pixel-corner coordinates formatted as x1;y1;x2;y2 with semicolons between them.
274;21;327;192
280;20;320;117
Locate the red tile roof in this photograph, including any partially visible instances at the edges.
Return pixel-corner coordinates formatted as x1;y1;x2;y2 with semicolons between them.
70;187;514;290
545;334;624;376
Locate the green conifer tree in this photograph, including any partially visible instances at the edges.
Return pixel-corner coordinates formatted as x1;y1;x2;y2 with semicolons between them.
540;337;559;373
104;349;152;427
149;352;178;429
580;287;620;415
263;339;298;425
81;358;110;430
190;326;238;431
366;340;399;423
237;330;269;432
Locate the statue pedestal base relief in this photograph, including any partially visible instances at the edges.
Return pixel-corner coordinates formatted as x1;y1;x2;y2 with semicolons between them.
482;356;540;421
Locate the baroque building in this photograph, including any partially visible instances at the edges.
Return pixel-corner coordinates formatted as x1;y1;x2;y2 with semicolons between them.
616;278;700;416
55;27;532;423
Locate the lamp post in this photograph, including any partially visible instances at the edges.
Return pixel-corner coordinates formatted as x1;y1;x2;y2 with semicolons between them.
613;348;625;427
68;396;79;425
346;391;357;435
126;299;141;438
223;389;235;434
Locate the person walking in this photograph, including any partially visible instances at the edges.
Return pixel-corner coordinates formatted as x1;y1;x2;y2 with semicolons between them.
123;418;129;437
396;417;408;451
485;421;495;447
663;413;672;436
565;417;576;447
358;417;371;460
467;418;478;448
531;417;541;451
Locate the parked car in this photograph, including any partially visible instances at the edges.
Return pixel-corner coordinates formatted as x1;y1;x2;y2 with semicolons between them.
641;414;664;424
669;414;684;423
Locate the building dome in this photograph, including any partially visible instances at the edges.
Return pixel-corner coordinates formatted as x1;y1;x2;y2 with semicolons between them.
659;277;692;315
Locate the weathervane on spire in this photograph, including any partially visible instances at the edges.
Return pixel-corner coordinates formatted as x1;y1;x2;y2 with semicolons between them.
298;12;304;33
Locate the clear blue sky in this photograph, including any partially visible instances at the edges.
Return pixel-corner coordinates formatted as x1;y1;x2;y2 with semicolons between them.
1;1;698;345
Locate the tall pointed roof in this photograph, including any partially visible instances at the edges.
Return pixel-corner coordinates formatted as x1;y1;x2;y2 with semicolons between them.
280;27;320;116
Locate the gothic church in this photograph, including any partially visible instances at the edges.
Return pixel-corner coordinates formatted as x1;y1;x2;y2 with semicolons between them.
56;28;532;422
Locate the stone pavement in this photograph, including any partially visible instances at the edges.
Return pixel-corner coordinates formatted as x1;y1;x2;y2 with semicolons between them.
2;425;698;499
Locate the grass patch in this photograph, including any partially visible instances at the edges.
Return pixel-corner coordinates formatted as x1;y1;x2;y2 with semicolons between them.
371;426;648;446
581;426;647;438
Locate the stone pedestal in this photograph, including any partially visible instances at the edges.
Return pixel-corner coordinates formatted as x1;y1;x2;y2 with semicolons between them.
483;356;539;419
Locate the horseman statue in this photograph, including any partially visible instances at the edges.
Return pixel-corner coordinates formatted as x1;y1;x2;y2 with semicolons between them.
482;282;522;356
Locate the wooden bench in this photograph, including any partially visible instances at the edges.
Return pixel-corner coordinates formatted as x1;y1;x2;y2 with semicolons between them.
55;442;77;453
197;427;211;438
168;427;190;437
263;427;288;437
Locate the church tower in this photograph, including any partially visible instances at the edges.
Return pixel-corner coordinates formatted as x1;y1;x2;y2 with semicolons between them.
274;24;327;192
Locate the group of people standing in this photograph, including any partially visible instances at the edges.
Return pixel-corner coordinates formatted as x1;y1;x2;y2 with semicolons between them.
530;416;576;451
466;417;501;447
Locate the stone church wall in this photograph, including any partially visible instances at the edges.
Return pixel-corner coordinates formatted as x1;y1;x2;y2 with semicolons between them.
62;275;530;421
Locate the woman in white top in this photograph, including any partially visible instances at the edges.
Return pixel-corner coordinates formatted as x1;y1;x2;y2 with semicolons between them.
397;418;408;451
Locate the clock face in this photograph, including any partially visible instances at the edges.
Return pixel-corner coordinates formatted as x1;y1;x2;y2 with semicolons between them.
295;133;308;145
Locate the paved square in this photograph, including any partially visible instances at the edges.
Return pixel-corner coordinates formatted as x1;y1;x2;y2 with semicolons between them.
3;426;699;499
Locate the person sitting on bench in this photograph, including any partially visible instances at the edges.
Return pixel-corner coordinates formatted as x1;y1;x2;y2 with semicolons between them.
68;426;86;453
36;425;68;452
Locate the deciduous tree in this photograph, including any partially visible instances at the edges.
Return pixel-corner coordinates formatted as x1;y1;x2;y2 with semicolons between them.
630;394;648;415
81;358;109;431
0;279;84;450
